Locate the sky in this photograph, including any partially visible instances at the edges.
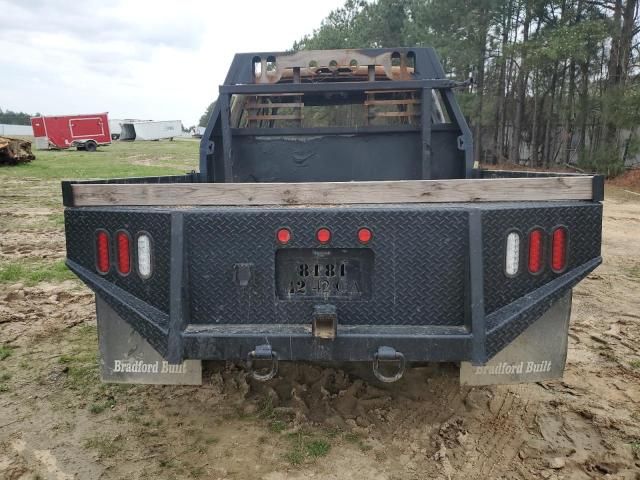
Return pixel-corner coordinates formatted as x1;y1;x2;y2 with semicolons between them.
0;0;345;127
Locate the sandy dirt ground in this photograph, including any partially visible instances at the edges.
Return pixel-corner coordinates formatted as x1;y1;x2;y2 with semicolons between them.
0;177;639;480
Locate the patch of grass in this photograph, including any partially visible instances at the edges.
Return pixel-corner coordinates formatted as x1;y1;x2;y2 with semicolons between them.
57;326;99;393
88;400;115;414
343;431;371;451
257;396;276;419
344;432;360;443
49;213;66;226
0;140;198;181
0;345;14;361
631;440;640;459
63;346;99;390
204;436;218;445
0;260;75;286
626;265;640;279
284;431;332;465
306;439;330;458
258;395;295;433
629;360;640;369
0;384;9;393
285;445;306;465
83;434;123;458
269;420;287;433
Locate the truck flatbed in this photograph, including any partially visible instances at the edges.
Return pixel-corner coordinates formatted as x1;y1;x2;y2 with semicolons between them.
62;48;602;384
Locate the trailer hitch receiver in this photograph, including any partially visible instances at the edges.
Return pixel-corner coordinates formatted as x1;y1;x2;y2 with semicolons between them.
312;304;337;339
372;346;406;383
247;344;278;382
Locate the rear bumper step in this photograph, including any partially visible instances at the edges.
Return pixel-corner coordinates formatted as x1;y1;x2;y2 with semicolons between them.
67;256;600;364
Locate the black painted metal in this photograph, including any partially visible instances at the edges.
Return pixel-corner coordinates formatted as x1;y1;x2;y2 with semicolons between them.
486;257;600;357
481;203;602;315
421;88;433;179
167;213;188;364
592;175;605;202
61;181;75;207
67;260;170;356
219;79;459;95
468;211;486;365
65;209;172;312
184;205;468;327
61;48;604;367
198;47;473;184
230;131;464;182
182;324;473;362
64;200;602;363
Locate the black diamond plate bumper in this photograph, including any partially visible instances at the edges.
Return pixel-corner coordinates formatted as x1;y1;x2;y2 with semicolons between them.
65;201;602;365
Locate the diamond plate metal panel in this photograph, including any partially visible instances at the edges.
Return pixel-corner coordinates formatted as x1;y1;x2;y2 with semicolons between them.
485;258;599;358
482;203;602;315
185;207;469;326
65;209;172;313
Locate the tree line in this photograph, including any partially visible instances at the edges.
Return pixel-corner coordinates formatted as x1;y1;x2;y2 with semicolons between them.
293;0;640;175
0;108;34;126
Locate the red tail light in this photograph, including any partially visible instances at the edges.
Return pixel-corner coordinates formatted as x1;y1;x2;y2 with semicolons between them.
116;231;131;275
528;229;543;274
316;228;331;244
276;228;291;245
551;227;567;272
96;231;110;273
357;227;372;244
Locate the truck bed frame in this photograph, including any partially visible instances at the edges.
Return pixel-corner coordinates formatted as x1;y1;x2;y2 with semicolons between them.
62;48;603;383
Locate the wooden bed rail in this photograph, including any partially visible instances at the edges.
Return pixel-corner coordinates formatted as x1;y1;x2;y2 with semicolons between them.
66;176;602;207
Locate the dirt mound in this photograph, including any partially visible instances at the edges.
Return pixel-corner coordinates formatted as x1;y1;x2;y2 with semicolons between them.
0;136;35;165
242;362;466;431
0;281;94;345
608;167;640;192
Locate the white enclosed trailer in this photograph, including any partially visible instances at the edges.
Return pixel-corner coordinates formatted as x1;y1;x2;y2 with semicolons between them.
119;120;182;141
0;124;33;136
108;119;123;140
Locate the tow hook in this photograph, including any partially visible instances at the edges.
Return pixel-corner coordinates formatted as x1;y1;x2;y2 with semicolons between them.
247;344;278;381
372;346;406;383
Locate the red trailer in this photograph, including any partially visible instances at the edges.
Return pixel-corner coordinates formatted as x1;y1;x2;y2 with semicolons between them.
31;113;111;152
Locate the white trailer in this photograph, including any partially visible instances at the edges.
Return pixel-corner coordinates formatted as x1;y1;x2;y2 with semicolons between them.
108;119;123;140
0;124;33;136
119;120;182;141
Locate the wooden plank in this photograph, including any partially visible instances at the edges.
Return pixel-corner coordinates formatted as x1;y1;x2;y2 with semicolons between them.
245;102;304;109
246;114;303;121
369;111;420;117
71;177;595;207
365;89;417;94
364;99;421;106
249;93;304;97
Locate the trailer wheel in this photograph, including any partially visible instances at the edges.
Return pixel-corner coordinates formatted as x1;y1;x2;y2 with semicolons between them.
85;141;97;152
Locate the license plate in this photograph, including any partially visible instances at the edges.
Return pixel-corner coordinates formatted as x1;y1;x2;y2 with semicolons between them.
276;249;373;300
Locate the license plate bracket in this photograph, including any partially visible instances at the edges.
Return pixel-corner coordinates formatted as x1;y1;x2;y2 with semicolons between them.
276;248;373;301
